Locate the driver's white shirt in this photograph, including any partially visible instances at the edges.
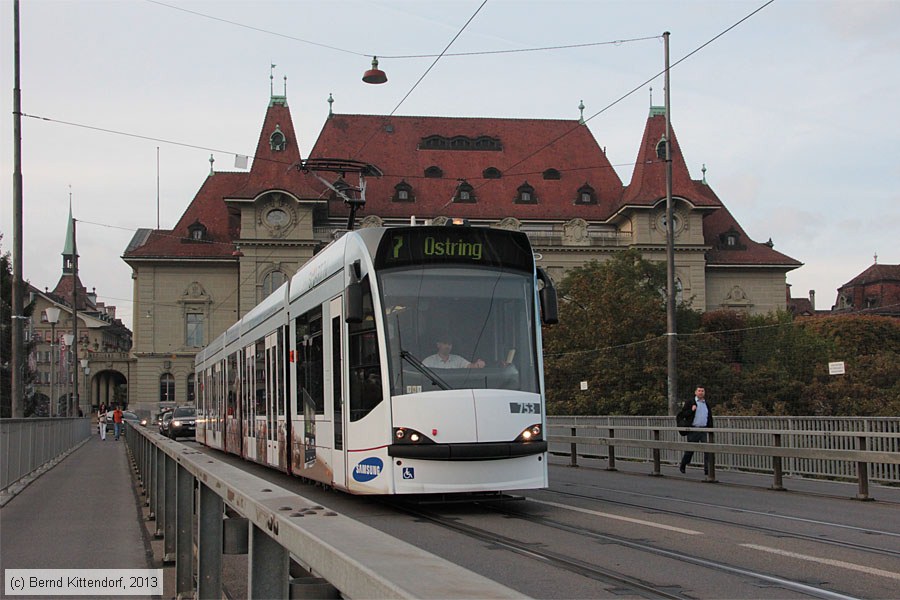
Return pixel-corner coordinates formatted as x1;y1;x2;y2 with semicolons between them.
423;353;470;369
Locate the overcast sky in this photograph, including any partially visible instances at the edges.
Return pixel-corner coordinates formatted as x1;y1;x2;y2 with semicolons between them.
2;0;898;331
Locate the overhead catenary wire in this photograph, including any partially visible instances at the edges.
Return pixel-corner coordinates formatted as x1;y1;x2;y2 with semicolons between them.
144;0;657;60
17;0;774;192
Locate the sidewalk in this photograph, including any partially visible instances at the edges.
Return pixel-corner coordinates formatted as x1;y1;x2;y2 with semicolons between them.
0;434;152;574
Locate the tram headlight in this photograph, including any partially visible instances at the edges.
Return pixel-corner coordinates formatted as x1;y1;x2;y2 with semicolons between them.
392;427;435;445
515;424;542;442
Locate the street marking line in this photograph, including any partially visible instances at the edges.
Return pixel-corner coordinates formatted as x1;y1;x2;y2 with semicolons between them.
741;544;900;581
528;498;703;535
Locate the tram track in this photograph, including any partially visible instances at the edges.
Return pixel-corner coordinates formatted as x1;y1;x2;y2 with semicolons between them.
190;442;900;600
386;499;686;600
387;497;863;600
540;487;900;560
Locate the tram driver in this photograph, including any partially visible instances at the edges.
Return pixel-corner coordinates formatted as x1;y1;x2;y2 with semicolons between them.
423;335;486;369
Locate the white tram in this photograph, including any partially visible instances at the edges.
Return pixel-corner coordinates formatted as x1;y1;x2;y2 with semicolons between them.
195;224;558;495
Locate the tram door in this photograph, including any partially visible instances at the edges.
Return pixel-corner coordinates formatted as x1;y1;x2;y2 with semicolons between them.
244;342;258;463
328;297;347;489
264;331;282;467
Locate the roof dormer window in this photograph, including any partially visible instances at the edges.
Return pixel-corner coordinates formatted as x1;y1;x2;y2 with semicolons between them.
575;183;597;205
718;227;745;250
454;181;476;203
515;182;537;204
393;180;414;203
270;125;286;151
185;219;208;243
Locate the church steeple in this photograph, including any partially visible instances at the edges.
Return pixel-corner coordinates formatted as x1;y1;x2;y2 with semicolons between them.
62;194;77;275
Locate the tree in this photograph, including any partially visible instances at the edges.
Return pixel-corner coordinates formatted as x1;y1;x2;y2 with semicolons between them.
1;235;10;417
542;254;899;417
0;233;36;418
543;250;701;415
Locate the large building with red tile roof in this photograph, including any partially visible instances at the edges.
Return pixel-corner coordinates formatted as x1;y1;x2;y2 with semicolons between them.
834;262;900;316
122;91;801;412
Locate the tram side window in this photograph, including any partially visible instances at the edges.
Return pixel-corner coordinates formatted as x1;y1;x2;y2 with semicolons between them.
277;328;285;417
255;339;266;416
244;346;255;423
295;308;324;415
227;352;238;417
349;276;383;422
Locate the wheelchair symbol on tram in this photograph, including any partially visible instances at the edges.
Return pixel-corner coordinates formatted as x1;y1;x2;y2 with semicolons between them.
402;467;415;480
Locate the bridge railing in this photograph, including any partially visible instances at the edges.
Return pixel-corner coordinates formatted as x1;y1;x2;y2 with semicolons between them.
0;418;91;500
125;424;524;600
547;416;900;500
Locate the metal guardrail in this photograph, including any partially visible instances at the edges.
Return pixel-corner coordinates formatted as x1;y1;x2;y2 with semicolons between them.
125;424;525;599
0;418;91;500
547;417;900;500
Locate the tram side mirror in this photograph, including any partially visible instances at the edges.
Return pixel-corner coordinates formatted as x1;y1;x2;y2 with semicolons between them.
345;260;364;324
537;268;559;325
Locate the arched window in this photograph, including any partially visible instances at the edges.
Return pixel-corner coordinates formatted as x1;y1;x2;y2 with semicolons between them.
160;373;175;404
424;166;443;178
187;373;195;403
483;167;502;179
542;168;561;180
656;139;667;160
263;270;287;298
270;125;286;151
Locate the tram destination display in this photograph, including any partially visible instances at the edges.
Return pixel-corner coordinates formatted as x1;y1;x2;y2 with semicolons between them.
375;226;533;272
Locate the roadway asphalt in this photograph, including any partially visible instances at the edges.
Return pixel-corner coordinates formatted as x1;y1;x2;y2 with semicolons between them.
0;434;152;578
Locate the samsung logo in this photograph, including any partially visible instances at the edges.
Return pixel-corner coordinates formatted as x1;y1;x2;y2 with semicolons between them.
353;457;383;482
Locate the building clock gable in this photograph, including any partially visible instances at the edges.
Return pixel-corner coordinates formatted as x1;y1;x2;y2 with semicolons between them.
256;192;298;239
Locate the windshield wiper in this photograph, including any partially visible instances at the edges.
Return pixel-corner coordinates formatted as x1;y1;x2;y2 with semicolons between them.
400;350;450;391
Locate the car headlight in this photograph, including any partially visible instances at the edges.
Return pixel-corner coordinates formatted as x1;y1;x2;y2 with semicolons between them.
172;420;182;427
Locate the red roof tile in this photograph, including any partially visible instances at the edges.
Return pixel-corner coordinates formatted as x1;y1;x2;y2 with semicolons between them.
839;264;900;288
124;100;802;273
619;112;720;210
704;205;802;268
310;114;624;221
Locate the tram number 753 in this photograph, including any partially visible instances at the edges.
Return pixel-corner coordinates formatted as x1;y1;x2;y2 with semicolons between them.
509;402;540;414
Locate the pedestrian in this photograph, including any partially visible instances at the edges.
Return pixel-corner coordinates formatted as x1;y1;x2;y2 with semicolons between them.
677;386;713;474
113;405;124;441
98;407;107;441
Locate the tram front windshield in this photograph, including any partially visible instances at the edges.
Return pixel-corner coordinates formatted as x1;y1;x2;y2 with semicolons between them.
379;266;539;396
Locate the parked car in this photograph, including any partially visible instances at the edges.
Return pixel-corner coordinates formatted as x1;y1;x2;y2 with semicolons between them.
105;410;146;433
158;411;174;436
167;406;196;439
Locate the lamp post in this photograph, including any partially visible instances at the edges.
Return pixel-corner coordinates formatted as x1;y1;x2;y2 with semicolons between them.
81;358;90;415
63;333;74;416
46;307;61;417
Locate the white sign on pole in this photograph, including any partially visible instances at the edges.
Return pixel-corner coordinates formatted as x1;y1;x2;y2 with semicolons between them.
580;381;588;391
828;361;846;376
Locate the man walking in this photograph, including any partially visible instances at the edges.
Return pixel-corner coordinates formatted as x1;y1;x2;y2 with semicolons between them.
678;386;713;474
113;405;124;441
